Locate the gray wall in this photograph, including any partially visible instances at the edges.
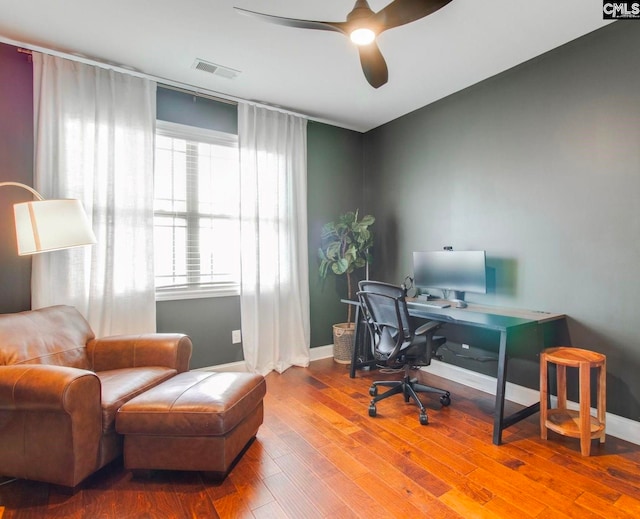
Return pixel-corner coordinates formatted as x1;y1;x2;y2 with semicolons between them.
156;296;243;368
157;87;237;134
364;22;640;421
155;88;242;368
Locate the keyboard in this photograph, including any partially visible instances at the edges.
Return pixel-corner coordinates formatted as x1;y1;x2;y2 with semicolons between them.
421;301;451;309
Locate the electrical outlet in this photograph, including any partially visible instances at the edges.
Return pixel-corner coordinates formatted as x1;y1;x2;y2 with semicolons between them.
232;330;242;344
462;343;470;350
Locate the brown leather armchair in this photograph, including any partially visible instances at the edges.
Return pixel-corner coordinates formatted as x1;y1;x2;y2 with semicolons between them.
0;305;192;491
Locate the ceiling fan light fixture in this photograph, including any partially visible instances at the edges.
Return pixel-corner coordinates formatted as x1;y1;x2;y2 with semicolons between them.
235;0;455;88
350;27;376;45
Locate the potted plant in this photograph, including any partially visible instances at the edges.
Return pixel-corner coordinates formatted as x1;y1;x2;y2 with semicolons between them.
318;210;375;363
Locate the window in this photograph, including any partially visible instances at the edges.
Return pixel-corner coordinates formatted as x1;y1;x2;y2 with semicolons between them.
154;120;240;300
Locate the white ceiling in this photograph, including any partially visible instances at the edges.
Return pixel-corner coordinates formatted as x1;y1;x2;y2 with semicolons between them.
0;0;612;132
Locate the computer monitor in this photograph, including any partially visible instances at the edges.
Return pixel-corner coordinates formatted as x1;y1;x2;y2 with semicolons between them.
413;250;487;301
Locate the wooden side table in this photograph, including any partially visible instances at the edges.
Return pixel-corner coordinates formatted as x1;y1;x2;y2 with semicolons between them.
540;347;606;456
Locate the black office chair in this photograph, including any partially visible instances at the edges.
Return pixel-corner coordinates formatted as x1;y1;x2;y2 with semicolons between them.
357;280;451;425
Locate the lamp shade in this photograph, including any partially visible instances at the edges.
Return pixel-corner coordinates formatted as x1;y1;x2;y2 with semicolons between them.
13;199;97;255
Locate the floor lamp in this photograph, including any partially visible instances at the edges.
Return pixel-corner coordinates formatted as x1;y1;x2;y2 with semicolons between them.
0;181;96;488
0;181;96;255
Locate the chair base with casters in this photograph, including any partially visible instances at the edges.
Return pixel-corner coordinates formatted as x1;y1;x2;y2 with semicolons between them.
367;336;451;425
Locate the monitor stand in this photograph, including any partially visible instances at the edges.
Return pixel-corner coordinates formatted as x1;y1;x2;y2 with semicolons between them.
444;290;467;308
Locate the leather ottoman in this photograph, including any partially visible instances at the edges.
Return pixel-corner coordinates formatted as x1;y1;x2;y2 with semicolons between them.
116;370;266;478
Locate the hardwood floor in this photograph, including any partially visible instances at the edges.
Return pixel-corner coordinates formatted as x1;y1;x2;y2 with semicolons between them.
1;358;640;518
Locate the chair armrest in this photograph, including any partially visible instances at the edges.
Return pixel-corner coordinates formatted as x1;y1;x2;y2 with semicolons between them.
0;364;100;412
0;364;103;488
87;333;192;373
415;321;442;336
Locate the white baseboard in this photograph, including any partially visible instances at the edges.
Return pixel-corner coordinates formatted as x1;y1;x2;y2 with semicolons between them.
421;359;640;446
193;344;334;374
197;349;640;446
310;344;334;361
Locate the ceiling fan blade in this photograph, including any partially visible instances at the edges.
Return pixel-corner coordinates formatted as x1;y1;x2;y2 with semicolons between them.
235;7;347;36
374;0;453;32
358;42;388;88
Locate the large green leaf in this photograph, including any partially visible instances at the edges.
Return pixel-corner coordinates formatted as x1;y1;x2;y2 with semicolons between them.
319;259;330;278
359;214;375;226
325;241;341;259
331;258;349;275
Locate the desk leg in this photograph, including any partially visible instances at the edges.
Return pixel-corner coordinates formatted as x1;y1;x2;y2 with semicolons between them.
349;305;378;378
349;305;361;378
493;330;508;445
492;326;542;445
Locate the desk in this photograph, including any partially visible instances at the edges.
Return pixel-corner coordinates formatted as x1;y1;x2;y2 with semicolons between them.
345;298;566;445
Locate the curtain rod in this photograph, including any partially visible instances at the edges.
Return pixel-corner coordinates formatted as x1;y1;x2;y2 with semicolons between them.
10;41;314;119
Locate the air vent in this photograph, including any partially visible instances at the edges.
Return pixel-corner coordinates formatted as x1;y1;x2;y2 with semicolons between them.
192;59;240;79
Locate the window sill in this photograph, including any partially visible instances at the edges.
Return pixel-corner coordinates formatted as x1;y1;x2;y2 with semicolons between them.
155;285;240;301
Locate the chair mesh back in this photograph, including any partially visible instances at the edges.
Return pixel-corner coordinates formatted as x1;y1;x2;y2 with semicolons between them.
358;281;413;362
358;281;411;335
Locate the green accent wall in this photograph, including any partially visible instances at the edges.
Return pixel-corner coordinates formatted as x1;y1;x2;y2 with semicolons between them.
0;43;32;314
307;121;364;347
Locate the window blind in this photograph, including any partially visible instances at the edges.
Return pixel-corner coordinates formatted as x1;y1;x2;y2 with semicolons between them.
154;120;240;298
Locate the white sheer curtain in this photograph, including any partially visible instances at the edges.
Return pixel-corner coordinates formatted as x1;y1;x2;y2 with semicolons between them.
238;103;310;375
31;53;157;337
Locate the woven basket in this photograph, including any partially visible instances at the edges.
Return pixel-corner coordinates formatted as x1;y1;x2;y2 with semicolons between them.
332;322;355;364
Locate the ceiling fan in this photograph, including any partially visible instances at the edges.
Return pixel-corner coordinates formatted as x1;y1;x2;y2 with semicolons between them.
235;0;453;89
